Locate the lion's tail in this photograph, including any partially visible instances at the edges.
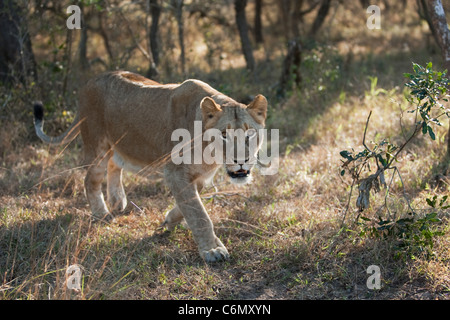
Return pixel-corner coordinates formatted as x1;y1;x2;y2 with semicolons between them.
33;101;81;146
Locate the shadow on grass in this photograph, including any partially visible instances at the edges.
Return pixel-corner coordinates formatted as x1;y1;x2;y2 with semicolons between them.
0;210;176;299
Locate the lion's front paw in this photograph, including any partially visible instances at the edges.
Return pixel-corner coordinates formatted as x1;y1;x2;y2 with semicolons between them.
201;246;230;262
200;237;229;262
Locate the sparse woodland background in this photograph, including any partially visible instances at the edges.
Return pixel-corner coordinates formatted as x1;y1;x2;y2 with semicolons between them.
0;0;450;300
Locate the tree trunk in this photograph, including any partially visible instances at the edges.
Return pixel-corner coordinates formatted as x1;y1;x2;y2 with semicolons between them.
426;0;450;159
291;0;303;39
149;0;161;68
98;11;114;62
359;0;369;8
417;0;439;45
62;28;73;97
0;0;37;85
277;0;305;40
254;0;264;44
277;0;291;41
276;0;305;97
78;3;89;70
173;0;186;76
234;0;255;71
309;0;332;38
278;38;302;97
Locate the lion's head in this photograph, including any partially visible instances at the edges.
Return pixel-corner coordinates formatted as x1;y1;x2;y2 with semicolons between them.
200;94;268;184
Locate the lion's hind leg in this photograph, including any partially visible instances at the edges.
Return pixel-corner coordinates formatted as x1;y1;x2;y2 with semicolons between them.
83;140;112;219
162;205;185;230
106;156;127;213
84;158;110;219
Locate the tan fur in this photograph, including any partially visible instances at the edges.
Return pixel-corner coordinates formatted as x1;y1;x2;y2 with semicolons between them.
34;70;268;262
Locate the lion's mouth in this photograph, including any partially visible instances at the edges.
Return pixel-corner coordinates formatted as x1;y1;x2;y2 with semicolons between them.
227;168;250;179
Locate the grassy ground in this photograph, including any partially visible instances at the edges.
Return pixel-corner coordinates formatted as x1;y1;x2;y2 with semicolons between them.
1;1;449;300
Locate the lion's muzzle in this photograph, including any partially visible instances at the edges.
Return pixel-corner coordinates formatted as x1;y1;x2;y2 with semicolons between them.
227;168;250;179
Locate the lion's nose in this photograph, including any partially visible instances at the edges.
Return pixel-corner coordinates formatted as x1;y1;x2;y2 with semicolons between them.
233;158;249;164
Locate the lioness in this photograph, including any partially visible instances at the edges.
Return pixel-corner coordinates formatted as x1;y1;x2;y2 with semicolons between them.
33;71;268;262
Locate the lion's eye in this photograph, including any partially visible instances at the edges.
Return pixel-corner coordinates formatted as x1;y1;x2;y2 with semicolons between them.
221;131;228;140
246;129;257;138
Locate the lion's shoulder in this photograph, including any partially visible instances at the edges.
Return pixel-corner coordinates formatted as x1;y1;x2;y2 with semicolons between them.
118;71;161;86
176;79;218;95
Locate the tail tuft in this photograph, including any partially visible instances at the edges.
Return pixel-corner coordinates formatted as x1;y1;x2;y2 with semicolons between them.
33;101;44;122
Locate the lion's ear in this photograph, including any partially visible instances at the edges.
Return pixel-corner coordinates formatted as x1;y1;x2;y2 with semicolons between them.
200;97;222;121
247;94;267;125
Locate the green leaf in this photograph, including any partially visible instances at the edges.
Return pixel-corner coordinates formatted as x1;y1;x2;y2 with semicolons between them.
422;122;428;134
426;197;436;208
377;154;388;168
403;73;413;79
339;150;353;160
439;195;448;207
424;212;441;223
378;220;392;226
428;126;436;140
425;212;437;219
396;218;414;225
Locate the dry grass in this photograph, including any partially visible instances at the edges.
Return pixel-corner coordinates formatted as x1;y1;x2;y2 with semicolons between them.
1;1;450;300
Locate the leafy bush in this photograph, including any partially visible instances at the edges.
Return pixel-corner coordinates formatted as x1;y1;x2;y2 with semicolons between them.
340;62;450;258
357;195;448;258
404;62;450;141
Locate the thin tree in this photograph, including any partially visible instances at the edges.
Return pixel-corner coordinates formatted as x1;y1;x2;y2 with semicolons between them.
277;0;303;96
308;0;332;38
234;0;255;71
279;39;302;97
254;0;264;44
417;0;438;43
277;0;336;96
149;0;161;68
97;10;114;62
78;2;89;70
426;0;450;160
277;0;292;42
0;0;37;85
172;0;186;76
